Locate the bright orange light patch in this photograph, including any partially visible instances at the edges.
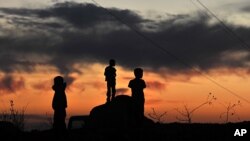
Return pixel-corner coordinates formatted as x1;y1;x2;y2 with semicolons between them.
0;64;249;124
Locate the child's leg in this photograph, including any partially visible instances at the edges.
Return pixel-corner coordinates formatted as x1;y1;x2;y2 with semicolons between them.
106;83;111;102
111;85;116;101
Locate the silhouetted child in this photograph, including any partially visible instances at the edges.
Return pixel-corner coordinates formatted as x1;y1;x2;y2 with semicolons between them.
104;59;116;102
52;76;67;131
128;68;146;126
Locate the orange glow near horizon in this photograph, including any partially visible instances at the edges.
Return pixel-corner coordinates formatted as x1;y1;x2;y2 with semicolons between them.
0;63;250;124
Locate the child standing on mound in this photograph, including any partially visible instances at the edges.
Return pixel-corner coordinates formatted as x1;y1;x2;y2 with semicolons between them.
128;68;146;126
52;76;67;131
104;59;116;102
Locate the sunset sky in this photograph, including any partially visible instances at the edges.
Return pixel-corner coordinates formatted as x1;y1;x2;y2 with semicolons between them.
0;0;250;129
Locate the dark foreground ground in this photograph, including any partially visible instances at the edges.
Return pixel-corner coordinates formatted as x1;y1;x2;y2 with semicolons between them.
1;121;249;141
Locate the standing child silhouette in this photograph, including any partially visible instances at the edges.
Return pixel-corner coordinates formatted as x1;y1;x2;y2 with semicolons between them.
52;76;67;131
104;59;116;103
128;68;146;126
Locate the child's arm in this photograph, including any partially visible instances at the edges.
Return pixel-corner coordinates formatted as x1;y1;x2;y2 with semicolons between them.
128;80;132;88
114;68;116;77
104;67;108;76
63;82;67;90
143;80;146;88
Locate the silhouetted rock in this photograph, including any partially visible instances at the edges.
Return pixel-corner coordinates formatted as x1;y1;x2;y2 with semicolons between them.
68;115;89;130
89;95;154;128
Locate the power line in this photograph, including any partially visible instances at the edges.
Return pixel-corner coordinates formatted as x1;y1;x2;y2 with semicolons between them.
90;0;250;104
195;0;250;51
189;0;210;17
189;0;250;103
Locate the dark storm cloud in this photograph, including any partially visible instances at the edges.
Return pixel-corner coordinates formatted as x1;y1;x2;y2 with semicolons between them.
241;5;250;12
0;2;249;77
0;75;25;94
0;2;144;28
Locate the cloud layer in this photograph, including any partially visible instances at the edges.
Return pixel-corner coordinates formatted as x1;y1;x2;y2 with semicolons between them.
0;75;25;94
0;2;249;75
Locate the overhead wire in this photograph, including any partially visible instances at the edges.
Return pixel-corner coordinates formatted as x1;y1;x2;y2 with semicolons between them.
90;0;250;104
190;0;250;102
195;0;250;51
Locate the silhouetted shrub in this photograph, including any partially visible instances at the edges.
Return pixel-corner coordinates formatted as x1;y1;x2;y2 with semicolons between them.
0;100;26;131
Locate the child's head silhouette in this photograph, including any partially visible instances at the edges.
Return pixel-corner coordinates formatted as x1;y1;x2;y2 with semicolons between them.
134;68;143;79
109;59;115;66
54;76;64;85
